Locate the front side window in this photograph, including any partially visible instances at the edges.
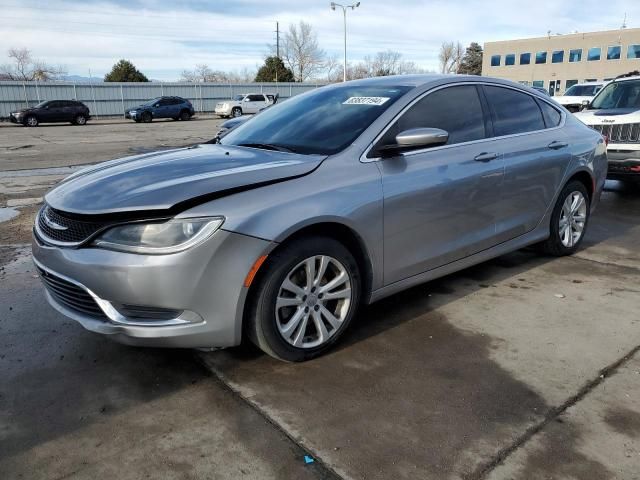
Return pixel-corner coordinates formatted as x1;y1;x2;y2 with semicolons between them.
221;84;412;155
607;46;621;60
520;53;531;65
627;44;640;59
491;55;501;66
588;47;601;61
378;85;486;148
535;51;547;64
552;50;564;63
505;54;515;66
483;86;545;136
569;49;582;62
589;80;640;109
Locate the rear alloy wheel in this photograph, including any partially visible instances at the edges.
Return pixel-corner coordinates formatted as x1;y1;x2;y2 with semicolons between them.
231;107;242;118
180;110;191;121
540;180;590;256
246;237;361;362
142;112;152;123
74;114;87;125
25;115;38;127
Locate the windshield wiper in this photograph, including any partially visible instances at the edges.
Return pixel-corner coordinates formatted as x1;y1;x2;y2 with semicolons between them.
237;143;297;153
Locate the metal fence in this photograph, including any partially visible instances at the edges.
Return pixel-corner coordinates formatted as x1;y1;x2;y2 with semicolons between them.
0;81;324;118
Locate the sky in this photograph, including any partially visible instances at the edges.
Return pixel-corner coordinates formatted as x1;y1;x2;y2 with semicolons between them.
0;0;637;81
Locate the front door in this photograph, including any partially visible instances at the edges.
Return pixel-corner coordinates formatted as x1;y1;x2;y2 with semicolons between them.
376;84;505;285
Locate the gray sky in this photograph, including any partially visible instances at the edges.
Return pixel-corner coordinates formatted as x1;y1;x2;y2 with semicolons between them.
0;0;637;80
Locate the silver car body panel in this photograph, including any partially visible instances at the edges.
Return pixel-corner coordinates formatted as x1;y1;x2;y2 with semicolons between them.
32;75;607;348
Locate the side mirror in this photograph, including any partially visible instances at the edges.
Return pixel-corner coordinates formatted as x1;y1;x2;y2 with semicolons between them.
581;99;590;111
377;128;449;157
244;97;251;102
154;104;160;108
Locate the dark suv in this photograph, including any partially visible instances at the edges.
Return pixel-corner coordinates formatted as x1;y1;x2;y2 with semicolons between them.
10;100;90;127
125;96;195;123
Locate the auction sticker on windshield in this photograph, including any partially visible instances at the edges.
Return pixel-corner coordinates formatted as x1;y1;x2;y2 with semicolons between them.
343;97;390;106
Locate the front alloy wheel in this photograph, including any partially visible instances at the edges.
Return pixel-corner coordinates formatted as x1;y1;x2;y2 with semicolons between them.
246;236;361;362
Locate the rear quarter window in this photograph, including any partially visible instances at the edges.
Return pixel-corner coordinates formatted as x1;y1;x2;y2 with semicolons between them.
537;100;562;128
483;86;545;136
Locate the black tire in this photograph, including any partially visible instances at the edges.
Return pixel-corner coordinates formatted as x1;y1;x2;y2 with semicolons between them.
231;107;242;118
539;180;590;256
245;236;361;362
24;115;38;127
179;110;191;121
142;111;152;123
74;114;87;125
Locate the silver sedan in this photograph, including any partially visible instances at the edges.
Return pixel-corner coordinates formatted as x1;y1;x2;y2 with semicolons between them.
32;75;607;361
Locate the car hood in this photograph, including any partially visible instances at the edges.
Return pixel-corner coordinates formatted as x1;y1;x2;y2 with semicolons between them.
12;107;35;114
45;144;326;216
574;108;640;124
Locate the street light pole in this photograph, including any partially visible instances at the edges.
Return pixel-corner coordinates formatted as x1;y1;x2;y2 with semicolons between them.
331;2;360;82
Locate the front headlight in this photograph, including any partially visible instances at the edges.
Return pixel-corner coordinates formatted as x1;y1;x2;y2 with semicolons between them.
93;217;224;254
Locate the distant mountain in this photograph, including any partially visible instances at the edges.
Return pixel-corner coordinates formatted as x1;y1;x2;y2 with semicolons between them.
60;75;103;83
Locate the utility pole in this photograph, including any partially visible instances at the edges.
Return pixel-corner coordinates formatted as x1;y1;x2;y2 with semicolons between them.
330;2;360;82
275;21;280;82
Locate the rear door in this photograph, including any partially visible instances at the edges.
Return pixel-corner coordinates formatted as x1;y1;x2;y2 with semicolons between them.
377;84;505;284
481;85;571;242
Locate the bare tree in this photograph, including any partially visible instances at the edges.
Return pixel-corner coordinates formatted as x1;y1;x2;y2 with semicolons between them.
281;21;325;82
438;41;463;74
0;47;66;81
324;54;341;82
180;64;254;83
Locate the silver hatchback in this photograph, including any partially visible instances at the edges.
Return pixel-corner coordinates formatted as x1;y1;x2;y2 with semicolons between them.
32;75;607;361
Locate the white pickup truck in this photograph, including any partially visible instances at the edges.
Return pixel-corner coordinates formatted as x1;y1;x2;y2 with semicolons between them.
215;93;276;118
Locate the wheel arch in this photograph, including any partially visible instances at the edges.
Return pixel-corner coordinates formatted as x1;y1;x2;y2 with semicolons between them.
566;169;594;200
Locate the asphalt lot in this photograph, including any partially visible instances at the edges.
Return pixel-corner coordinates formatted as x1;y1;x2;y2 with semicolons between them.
0;119;639;479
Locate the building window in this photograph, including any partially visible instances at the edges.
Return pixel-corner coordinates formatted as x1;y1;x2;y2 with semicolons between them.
607;46;621;60
628;44;640;59
552;50;564;63
491;55;501;66
566;79;579;90
505;54;515;66
585;78;597;82
569;49;582;62
603;78;614;81
532;80;544;87
520;53;531;65
587;47;601;61
535;51;547;64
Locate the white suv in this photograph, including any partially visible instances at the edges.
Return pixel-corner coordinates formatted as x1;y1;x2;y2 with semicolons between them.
215;93;275;118
574;73;640;183
555;82;603;113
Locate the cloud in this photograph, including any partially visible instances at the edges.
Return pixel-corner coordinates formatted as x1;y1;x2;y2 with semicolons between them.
0;0;637;80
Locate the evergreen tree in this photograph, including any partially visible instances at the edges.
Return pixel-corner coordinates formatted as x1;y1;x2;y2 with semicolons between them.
457;43;483;75
255;56;295;82
104;59;149;82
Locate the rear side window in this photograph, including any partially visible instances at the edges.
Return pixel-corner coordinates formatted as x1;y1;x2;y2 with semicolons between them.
537;100;562;127
483;86;545;136
382;85;486;146
248;94;264;101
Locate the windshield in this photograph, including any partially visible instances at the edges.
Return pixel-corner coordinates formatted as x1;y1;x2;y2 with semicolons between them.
142;97;162;106
233;95;245;101
565;85;600;96
220;84;412;155
590;80;640;109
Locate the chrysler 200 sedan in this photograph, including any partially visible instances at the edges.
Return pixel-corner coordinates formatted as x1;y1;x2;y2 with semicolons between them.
32;75;607;362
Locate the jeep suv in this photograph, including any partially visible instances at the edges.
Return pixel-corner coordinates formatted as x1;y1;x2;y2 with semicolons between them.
574;72;640;183
125;96;194;123
10;100;90;127
555;82;603;113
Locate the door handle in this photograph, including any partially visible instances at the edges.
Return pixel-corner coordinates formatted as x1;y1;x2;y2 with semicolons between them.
474;152;499;162
548;140;568;150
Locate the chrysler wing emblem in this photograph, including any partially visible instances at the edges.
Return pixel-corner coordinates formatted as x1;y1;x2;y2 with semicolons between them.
43;211;68;231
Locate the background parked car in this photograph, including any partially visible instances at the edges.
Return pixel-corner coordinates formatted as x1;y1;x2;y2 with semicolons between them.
215;93;276;117
555;82;604;112
9;100;90;127
125;96;194;123
574;72;640;184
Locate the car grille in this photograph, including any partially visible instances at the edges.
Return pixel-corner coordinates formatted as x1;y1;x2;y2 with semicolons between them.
37;206;111;245
590;123;640;143
37;266;106;319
